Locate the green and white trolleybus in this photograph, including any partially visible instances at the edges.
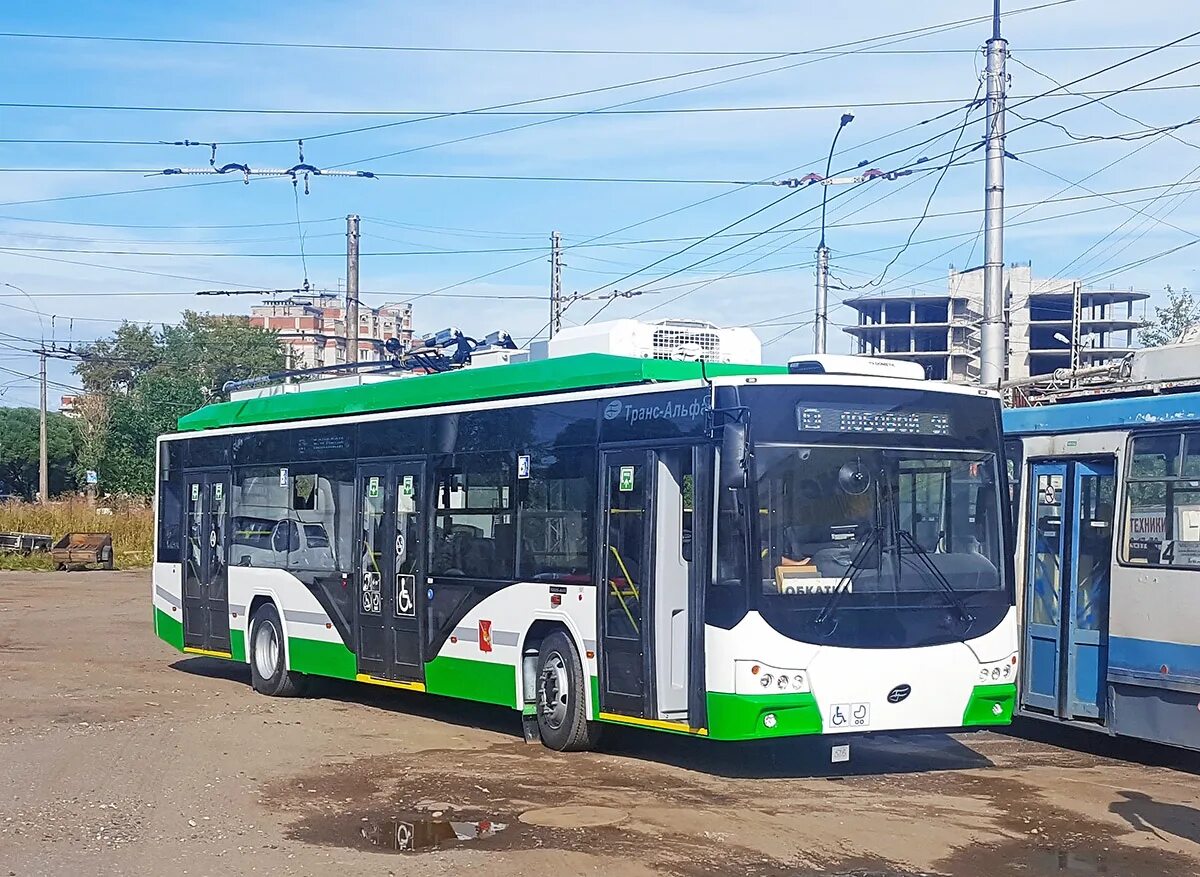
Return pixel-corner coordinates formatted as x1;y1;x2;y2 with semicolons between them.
152;321;1017;752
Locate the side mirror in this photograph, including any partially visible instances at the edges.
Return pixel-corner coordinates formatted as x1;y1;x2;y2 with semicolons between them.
720;421;749;490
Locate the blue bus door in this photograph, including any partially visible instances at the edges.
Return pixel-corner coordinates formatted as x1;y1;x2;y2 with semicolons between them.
1065;461;1114;720
1024;462;1067;713
1023;460;1114;721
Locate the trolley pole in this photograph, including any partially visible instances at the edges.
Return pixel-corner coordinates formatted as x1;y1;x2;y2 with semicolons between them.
38;348;48;504
549;230;563;339
980;0;1008;387
346;214;360;364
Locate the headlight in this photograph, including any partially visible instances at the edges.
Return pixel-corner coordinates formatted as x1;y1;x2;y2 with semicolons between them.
978;653;1017;683
736;660;810;695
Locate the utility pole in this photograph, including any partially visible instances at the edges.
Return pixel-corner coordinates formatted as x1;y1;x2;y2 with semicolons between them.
549;230;563;338
346;214;360;364
980;0;1008;387
38;349;47;504
1070;279;1082;383
815;247;830;354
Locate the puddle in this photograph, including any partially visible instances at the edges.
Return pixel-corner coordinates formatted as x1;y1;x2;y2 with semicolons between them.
1022;849;1111;874
360;815;507;852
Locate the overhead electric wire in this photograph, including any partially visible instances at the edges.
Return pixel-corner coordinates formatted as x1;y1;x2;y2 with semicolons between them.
839;81;983;291
578;132;987;328
0;214;342;231
1083;239;1200;286
626;136;952;320
389;96;984;307
0;6;1086;56
325;12;1014;168
1009;54;1200;153
6;177;1200;260
13;82;1200;126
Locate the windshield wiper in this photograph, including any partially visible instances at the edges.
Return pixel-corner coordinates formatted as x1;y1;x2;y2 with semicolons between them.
814;527;879;636
895;529;975;630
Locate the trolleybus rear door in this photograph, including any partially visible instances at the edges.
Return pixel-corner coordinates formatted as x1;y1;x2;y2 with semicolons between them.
599;450;654;717
1024;462;1067;713
182;470;231;655
1065;460;1114;720
356;462;425;684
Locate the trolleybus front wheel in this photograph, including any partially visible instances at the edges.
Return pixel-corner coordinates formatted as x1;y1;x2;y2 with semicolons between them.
535;630;601;752
249;602;307;697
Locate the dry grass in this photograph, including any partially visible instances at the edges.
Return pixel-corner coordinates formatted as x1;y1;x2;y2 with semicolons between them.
0;499;153;570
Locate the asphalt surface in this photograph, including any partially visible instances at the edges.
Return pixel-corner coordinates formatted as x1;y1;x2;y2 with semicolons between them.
2;570;1199;876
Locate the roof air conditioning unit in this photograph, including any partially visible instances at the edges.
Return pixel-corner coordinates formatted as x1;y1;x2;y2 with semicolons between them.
545;319;761;364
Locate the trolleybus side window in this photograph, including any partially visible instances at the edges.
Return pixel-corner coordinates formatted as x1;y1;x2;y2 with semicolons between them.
1123;431;1200;567
157;441;184;563
230;463;352;572
516;447;594;582
431;452;515;580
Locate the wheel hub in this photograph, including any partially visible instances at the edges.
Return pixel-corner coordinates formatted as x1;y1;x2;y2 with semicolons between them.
538;652;569;730
253;619;279;679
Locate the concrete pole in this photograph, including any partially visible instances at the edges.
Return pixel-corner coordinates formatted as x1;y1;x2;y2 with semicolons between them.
346;214;360;364
38;349;48;504
980;0;1008;387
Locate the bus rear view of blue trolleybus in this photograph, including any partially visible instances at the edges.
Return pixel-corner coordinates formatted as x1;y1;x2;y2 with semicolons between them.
703;356;1017;738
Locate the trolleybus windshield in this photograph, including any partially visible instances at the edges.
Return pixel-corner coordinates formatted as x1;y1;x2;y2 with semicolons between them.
729;383;1009;648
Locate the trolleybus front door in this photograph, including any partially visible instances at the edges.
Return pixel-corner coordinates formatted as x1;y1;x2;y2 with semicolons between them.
181;470;231;656
600;451;652;717
356;462;425;684
598;448;694;723
1023;460;1114;721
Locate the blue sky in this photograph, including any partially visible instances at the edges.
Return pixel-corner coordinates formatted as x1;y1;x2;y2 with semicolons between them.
0;0;1197;407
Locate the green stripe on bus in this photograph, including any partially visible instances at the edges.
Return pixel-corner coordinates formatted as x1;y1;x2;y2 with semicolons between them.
706;691;823;741
230;628;247;663
176;353;784;432
425;656;517;708
288;637;358;680
962;683;1016;726
154;607;184;651
590;675;600;720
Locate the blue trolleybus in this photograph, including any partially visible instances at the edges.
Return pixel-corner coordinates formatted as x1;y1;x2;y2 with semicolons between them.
1005;389;1200;749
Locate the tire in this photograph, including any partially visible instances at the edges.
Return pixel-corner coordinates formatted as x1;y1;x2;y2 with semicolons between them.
535;630;601;752
248;602;307;697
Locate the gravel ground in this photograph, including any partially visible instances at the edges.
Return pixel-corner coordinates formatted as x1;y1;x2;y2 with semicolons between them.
2;570;1199;876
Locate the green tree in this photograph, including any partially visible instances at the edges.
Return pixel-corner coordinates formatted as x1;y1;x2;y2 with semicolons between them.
0;408;78;499
75;312;285;494
1139;286;1200;347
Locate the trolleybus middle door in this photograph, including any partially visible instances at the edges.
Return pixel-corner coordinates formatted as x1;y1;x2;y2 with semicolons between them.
356;462;425;684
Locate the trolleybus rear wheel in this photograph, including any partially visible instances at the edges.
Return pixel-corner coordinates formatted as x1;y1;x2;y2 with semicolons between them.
249;602;307;697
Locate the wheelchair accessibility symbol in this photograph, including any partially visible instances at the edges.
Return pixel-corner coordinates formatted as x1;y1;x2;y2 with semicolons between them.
830;702;870;729
395;574;416;617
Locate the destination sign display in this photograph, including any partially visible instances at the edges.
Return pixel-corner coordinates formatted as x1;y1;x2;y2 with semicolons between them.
796;404;952;437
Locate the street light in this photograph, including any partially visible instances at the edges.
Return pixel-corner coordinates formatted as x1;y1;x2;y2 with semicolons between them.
814;112;854;355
